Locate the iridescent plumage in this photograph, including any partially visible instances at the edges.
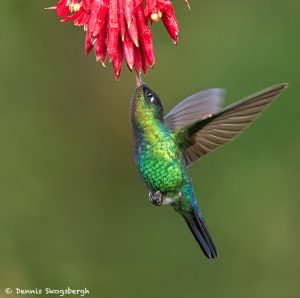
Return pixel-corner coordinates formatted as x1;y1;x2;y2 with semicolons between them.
130;82;288;259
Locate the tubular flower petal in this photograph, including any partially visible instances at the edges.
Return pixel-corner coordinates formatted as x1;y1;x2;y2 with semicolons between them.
107;0;120;61
118;0;126;41
146;0;179;43
133;45;142;74
123;32;135;70
48;0;183;79
135;1;155;67
112;38;124;79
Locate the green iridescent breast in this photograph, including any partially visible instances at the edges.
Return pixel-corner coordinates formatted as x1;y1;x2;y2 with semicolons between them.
137;131;185;194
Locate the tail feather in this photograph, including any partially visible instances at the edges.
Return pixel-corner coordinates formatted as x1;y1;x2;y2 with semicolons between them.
183;210;217;259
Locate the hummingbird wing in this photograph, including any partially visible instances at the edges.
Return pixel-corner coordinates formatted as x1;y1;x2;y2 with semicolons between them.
164;89;225;131
172;83;288;166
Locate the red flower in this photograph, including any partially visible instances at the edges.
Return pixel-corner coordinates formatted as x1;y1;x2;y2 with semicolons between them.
47;0;183;79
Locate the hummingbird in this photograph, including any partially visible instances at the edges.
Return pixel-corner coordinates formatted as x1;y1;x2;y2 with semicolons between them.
130;82;288;259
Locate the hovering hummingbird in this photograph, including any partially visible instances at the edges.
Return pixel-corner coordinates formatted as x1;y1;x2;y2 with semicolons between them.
130;82;288;259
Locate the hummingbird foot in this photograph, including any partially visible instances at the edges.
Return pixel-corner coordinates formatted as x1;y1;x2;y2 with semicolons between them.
148;191;163;206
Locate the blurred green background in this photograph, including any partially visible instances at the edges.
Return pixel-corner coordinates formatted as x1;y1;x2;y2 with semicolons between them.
1;0;300;297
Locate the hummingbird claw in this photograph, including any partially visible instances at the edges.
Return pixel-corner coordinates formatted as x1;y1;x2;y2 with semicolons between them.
148;191;163;206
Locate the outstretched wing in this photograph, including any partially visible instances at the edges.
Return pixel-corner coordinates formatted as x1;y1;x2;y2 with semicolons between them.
173;83;288;167
164;89;225;131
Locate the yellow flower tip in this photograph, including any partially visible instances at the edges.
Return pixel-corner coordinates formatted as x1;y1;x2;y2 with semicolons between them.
150;11;162;22
184;0;191;10
150;13;159;22
95;57;106;67
45;6;56;10
73;3;80;12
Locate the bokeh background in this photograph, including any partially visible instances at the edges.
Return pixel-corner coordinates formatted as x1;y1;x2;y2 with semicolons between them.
1;1;300;297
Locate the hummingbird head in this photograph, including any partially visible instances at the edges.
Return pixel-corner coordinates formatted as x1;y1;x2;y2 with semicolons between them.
130;84;164;126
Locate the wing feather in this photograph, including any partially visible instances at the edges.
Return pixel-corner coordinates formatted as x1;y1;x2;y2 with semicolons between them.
175;83;288;166
164;89;225;131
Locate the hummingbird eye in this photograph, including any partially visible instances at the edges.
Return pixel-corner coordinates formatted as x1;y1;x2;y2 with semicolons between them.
144;87;157;105
145;89;152;97
144;88;152;98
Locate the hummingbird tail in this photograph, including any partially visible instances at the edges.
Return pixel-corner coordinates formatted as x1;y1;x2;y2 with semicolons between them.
183;209;217;259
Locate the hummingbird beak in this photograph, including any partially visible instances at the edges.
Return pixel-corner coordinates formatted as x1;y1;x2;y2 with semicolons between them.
135;72;143;88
